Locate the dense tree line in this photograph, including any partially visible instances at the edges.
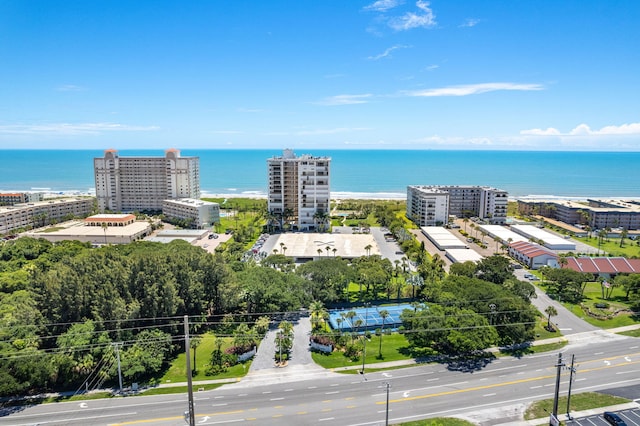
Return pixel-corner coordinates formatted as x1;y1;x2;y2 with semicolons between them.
1;234;542;396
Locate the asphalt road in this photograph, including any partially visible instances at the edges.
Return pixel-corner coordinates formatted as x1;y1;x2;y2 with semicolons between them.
3;334;639;426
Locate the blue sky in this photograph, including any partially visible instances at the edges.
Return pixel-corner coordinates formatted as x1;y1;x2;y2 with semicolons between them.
1;0;639;151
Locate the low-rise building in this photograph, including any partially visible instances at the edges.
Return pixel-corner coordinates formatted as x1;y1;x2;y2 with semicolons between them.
0;197;93;234
162;198;220;229
23;214;151;245
508;241;558;269
517;198;640;231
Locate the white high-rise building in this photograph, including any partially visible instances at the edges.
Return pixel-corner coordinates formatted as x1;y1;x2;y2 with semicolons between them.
94;149;200;213
407;185;508;226
267;149;331;231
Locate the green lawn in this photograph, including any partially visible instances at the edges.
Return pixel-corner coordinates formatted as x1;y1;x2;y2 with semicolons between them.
142;383;224;396
575;235;640;258
160;333;252;384
561;281;638;329
524;392;629;420
312;333;415;369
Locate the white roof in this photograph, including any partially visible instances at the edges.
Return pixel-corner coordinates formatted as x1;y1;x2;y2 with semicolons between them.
446;249;484;263
421;226;468;249
510;225;576;250
272;233;378;258
478;225;527;243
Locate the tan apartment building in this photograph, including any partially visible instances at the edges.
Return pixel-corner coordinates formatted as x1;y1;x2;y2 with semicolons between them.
94;148;200;213
0;197;93;234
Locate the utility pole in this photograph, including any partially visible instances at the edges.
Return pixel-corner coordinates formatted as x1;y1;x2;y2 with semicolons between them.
566;354;576;420
113;342;123;393
384;382;391;426
550;352;564;426
184;315;195;426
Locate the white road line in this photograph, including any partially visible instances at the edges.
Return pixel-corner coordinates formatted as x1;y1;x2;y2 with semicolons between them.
211;403;228;407
284;389;294;392
530;386;543;389
483;393;496;397
330;383;339;387
270;397;284;401
319;417;335;422
325;391;340;395
308;386;317;389
237;393;247;396
12;411;137;426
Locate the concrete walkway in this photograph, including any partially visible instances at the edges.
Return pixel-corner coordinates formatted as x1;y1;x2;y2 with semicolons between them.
230;316;340;387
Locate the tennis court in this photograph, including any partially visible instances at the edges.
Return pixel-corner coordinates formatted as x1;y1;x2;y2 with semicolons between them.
327;304;419;332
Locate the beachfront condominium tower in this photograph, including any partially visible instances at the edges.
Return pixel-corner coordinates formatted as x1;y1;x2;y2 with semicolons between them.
407;185;508;226
267;149;331;231
94;149;200;212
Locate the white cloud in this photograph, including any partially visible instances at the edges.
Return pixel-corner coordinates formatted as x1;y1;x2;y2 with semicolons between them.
388;0;436;31
407;82;544;97
425;64;439;71
236;107;264;113
315;94;373;106
521;122;640;136
363;0;403;12
367;44;409;60
459;18;480;28
0;122;159;136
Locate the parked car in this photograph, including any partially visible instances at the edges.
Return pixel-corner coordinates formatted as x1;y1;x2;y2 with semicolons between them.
603;411;627;426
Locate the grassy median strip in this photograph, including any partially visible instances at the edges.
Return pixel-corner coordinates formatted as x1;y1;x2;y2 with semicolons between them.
524;392;630;420
394;418;475;425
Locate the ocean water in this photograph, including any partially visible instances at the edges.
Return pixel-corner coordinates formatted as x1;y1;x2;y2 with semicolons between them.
1;149;639;199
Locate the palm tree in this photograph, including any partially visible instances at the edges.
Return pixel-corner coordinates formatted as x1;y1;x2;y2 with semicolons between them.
190;335;202;375
332;247;337;257
282;246;287;256
317;248;323;258
462;217;469;232
378;309;389;358
620;228;628;247
326;246;331;256
364;244;372;256
280;242;285;254
545;305;558;331
101;222;108;245
309;301;327;332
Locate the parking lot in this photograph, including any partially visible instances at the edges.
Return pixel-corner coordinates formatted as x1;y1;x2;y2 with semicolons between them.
567;408;640;425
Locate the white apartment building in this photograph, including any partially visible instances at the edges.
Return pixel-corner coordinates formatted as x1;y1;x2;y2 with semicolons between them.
162;198;220;229
267;149;331;231
94;148;200;213
0;197;93;234
407;185;508;226
406;186;450;226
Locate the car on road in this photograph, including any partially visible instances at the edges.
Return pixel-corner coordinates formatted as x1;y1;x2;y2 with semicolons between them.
603;411;627;426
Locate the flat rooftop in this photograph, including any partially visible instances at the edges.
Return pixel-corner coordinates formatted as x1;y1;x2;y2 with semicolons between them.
271;233;379;259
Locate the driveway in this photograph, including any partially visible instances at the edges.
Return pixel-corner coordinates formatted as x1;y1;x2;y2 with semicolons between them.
235;316;339;387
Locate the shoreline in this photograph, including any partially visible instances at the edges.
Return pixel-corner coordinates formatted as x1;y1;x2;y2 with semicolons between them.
4;189;640;203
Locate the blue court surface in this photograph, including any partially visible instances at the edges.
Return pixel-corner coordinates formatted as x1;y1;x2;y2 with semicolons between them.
328;304;418;332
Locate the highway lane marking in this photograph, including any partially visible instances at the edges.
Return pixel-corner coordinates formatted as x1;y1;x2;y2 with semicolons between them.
483;393;496;397
595;352;604;355
530;386;542;389
321;408;332;412
297;411;308;415
274;405;284;408
237;393;247;396
270;397;284;401
214;396;225;399
616;369;640;375
211;403;228;407
380;357;640;406
330;383;339;386
109;410;244;425
262;391;271;394
272;414;283;418
11;412;138;426
284;388;294;392
319;418;335;421
427;378;439;382
325;391;339;395
308;386;317;389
